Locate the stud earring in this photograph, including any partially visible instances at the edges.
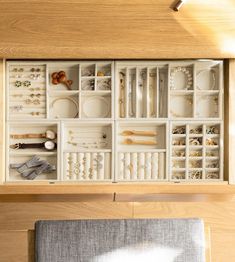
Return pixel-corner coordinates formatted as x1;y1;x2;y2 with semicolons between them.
15;80;22;87
23;80;31;87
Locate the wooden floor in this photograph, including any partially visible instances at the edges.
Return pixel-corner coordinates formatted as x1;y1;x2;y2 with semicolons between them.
0;201;234;262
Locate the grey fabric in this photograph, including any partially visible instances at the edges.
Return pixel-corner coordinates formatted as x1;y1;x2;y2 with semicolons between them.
35;218;205;262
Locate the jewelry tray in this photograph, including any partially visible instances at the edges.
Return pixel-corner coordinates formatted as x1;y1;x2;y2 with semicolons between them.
5;60;224;183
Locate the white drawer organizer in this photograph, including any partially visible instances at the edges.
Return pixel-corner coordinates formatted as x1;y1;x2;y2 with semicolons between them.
5;60;224;183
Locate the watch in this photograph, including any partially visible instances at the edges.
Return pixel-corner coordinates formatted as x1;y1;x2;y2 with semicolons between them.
10;130;56;140
10;141;57;151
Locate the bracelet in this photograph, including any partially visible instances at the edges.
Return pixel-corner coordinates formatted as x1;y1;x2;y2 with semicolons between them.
51;96;79;118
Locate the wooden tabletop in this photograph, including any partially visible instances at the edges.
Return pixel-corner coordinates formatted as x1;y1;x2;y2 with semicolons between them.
0;0;235;58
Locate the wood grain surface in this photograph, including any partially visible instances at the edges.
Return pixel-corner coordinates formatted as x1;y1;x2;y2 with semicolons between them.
0;202;234;261
0;0;235;58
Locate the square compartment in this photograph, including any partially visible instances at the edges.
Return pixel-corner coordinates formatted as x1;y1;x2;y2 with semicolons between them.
206;124;220;134
171;171;185;180
206;149;219;157
64;123;112;151
9;122;57;153
81;94;111;118
205;171;220;180
170;65;194;90
172;137;186;146
206;160;219;168
170;94;193;118
206;137;219;146
97;78;111;91
81;64;95;77
49;95;79;119
196;94;219;118
172;159;185;168
64;152;112;181
188;170;202;180
97;63;112;77
8;155;57;181
196;65;220;90
189;159;202;168
189;124;203;135
81;78;95;91
189;149;203;157
172;148;185;157
48;64;79;91
118;122;166;150
189;137;203;146
172;125;186;134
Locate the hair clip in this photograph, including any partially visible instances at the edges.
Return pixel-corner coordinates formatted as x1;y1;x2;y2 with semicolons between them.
10;105;23;112
31;68;41;72
31;112;42;116
30;93;41;98
12;68;24;72
30;74;41;80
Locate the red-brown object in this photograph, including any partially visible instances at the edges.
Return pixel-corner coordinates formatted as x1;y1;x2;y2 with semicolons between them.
51;71;73;90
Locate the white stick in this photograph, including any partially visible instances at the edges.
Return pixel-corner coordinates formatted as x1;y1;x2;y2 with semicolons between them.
139;152;145;180
119;152;124;180
152;153;159;180
131;153;138;180
125;153;131;180
145;152;152;180
159;152;165;180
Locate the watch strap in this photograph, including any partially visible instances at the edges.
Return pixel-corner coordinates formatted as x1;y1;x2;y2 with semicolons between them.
10;133;45;139
17;142;45;149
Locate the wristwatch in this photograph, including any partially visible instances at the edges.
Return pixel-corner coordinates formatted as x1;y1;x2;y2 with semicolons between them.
10;130;56;140
10;141;56;151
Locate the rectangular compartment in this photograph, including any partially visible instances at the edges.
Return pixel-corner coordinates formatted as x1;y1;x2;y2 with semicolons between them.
169;64;194;91
81;93;111;119
170;94;193;118
117;122;166;150
63;152;112;181
8;154;57;181
49;94;79;119
196;94;219;118
196;62;221;91
8;122;58;154
48;63;79;91
8;63;47;119
117;152;166;181
63;122;112;151
158;67;168;118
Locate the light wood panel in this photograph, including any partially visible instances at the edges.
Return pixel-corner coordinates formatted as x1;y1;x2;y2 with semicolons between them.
229;59;235;183
0;202;133;230
0;0;235;58
1;184;235;195
0;230;30;262
115;193;235;202
0;202;235;261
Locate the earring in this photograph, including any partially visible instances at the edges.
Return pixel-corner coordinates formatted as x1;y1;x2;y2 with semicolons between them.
23;80;31;87
15;80;22;87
